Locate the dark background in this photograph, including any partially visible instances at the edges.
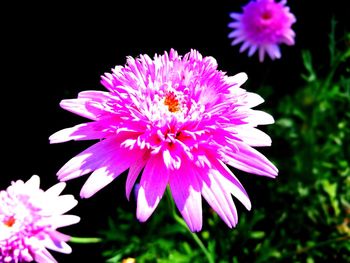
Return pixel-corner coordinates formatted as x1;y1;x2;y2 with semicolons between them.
2;1;348;262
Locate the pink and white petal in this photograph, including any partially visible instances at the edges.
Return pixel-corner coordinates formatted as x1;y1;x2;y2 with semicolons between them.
48;195;78;215
25;175;40;189
227;72;248;88
240;92;264;108
42;236;72;254
57;137;119;181
136;154;169;222
235;126;272;147
77;90;112;101
50;215;80;228
198;166;237;228
126;153;149;200
49;123;107;144
163;148;181;170
169;161;202;232
49;230;71;242
80;166;119;198
244;110;275;126
45;182;66;197
60;99;99;121
34;249;58;263
80;148;144;198
213;160;251;210
225;141;278;177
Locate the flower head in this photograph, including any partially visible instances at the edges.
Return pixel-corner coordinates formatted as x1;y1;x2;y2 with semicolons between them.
0;175;80;263
228;0;296;62
49;49;278;232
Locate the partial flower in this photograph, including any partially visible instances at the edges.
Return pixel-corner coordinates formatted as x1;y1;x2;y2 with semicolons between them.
0;175;80;263
49;49;278;232
228;0;296;62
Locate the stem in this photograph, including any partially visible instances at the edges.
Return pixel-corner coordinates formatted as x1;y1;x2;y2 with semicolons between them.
166;188;215;263
280;235;350;259
295;235;350;255
69;236;103;244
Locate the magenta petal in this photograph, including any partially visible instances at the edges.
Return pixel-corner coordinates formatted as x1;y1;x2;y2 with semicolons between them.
34;249;57;263
200;167;238;228
41;236;72;254
212;158;251;211
169;161;203;232
80;148;144;198
235;126;272;147
56;137;119;181
60;98;98;121
126;153;149;200
80;166;119;198
136;154;169;222
225;141;278;177
49;123;107;144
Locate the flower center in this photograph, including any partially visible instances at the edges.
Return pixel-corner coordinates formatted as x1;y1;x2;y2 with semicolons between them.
164;91;180;113
261;10;273;20
3;216;16;227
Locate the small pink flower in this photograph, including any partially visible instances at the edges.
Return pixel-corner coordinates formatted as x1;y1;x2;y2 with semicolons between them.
228;0;296;62
0;175;80;263
50;49;278;232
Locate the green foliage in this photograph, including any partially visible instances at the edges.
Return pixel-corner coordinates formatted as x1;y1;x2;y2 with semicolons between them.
265;18;350;262
98;19;350;262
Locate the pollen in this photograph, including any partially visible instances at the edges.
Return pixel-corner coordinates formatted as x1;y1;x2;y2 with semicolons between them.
164;91;180;112
4;216;16;227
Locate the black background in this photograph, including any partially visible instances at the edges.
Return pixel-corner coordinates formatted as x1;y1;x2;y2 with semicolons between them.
2;1;348;262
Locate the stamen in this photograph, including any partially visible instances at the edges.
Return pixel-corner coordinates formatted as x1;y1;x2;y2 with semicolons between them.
164;91;180;112
4;216;16;227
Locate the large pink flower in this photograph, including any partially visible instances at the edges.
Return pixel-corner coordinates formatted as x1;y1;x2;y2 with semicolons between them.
228;0;296;62
49;49;278;232
0;175;80;263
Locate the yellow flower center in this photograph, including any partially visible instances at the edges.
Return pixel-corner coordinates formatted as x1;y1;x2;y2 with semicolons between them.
4;216;16;227
164;91;180;113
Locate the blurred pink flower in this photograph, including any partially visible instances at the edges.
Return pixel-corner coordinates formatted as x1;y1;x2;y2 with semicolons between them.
228;0;296;62
0;175;79;263
50;49;278;232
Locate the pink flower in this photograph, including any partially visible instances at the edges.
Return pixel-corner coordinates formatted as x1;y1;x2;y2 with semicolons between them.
0;175;80;263
49;49;278;232
228;0;296;62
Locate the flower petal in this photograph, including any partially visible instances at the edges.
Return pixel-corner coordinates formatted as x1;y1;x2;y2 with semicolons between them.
45;182;66;197
169;160;202;232
126;153;149;200
235;126;272;146
25;175;40;189
213;159;251;211
42;236;72;254
49;123;107;144
56;137;119;181
50;215;80;229
136;155;169;222
34;249;57;263
80;148;144;198
225;141;278;177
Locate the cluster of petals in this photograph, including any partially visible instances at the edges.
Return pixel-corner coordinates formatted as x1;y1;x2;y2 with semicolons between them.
0;175;79;263
50;49;278;232
228;0;296;62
